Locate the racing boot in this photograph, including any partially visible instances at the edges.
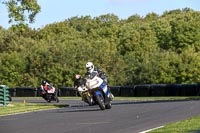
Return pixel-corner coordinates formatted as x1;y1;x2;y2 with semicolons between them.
110;93;114;100
107;86;114;100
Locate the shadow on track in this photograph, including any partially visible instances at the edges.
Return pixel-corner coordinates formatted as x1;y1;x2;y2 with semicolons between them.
55;100;192;113
58;108;101;113
59;99;200;113
56;104;103;113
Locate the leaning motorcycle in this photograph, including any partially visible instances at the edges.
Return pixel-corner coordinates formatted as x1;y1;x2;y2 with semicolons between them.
76;78;95;106
85;73;112;110
41;85;59;103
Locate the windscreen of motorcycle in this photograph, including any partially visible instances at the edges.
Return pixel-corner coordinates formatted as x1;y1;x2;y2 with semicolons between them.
86;76;103;89
47;87;55;93
77;86;88;92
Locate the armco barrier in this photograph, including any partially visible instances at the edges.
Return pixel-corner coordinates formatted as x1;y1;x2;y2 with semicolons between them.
120;86;135;96
134;84;150;96
15;87;38;97
59;87;77;96
37;87;42;96
7;83;200;97
150;84;167;96
9;88;16;97
197;83;200;96
166;84;182;96
180;84;198;96
110;86;121;96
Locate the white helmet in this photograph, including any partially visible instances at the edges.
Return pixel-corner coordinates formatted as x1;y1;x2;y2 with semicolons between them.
86;62;94;73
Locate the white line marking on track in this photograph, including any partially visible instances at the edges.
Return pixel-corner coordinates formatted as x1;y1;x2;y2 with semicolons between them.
139;126;164;133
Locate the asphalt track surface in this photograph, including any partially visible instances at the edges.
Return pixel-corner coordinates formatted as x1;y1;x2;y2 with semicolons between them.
1;98;200;133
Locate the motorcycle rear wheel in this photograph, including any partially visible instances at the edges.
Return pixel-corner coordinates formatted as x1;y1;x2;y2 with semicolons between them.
86;96;93;106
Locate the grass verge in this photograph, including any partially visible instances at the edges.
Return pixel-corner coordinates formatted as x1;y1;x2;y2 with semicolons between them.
12;96;200;101
149;115;200;133
110;96;200;101
60;96;200;101
0;102;68;116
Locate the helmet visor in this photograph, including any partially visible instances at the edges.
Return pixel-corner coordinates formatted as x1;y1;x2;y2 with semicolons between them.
86;66;92;71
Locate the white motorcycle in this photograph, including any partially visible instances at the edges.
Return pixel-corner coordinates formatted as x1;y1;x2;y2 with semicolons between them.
85;72;112;110
77;81;95;106
75;72;112;110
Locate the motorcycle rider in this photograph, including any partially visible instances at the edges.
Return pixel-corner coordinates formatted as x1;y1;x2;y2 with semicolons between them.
85;62;114;99
74;74;82;90
74;74;87;97
40;80;55;100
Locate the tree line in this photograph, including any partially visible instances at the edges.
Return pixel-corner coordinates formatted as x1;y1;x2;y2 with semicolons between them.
0;7;200;88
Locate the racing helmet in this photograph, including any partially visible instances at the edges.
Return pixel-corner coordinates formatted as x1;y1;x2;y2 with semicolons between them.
42;80;47;85
86;62;94;73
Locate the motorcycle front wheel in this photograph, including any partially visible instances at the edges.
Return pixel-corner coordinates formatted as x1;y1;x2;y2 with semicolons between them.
47;99;51;103
96;95;105;110
85;95;93;106
105;102;112;109
55;97;59;103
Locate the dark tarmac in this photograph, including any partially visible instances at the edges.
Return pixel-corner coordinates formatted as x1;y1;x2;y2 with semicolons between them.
1;98;200;133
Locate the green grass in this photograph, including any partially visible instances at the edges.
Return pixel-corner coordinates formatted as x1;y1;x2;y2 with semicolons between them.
58;96;200;101
12;96;200;101
0;102;68;116
149;115;200;133
111;96;200;101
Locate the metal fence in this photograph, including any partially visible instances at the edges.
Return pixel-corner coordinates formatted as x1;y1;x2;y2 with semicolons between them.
8;83;200;97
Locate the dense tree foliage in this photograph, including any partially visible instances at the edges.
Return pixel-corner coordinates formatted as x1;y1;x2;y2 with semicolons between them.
0;8;200;87
2;0;41;25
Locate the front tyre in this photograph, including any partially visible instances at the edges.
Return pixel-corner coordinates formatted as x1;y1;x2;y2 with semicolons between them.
86;96;93;106
105;102;112;109
47;99;51;103
83;92;93;106
96;95;105;110
56;97;59;103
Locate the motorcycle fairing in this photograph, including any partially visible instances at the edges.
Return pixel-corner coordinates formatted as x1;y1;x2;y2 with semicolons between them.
94;90;103;97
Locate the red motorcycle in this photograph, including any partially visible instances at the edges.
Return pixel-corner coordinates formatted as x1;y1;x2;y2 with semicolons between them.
41;85;59;103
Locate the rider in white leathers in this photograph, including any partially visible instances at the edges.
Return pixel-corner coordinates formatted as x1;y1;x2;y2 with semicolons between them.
85;62;114;99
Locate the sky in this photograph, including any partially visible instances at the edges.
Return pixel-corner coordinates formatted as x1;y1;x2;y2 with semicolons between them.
0;0;199;29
